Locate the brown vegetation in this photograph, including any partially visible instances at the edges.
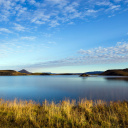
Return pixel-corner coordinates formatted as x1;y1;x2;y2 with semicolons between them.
0;99;128;128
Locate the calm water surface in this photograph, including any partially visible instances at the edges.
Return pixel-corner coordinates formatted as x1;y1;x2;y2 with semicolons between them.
0;75;128;102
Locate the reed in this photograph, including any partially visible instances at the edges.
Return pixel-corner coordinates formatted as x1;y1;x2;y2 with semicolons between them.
0;98;128;128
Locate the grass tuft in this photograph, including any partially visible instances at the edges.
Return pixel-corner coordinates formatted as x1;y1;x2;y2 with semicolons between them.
0;99;128;128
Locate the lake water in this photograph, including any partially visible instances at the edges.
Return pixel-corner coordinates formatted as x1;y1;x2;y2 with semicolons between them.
0;75;128;102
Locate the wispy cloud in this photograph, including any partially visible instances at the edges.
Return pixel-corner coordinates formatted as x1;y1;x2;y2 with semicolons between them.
47;41;56;44
25;42;128;69
13;23;26;31
0;0;127;27
84;9;98;17
49;20;60;27
28;0;36;5
96;1;111;6
78;42;128;56
0;28;12;33
0;40;34;58
21;36;36;40
43;33;52;38
106;5;120;12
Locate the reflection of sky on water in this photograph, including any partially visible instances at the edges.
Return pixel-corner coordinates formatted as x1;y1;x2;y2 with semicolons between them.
0;75;128;102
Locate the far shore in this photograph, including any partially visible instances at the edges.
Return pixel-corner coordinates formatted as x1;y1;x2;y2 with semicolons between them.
0;68;128;76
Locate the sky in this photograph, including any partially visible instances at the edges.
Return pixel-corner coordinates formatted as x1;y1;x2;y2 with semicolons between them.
0;0;128;73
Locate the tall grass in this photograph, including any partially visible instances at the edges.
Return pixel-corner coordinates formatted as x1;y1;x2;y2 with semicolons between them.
0;98;128;128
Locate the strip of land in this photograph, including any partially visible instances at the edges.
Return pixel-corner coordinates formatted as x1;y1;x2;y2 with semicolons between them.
0;68;128;76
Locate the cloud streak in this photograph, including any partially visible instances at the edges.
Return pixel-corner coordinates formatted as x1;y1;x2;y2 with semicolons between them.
0;28;12;33
21;36;36;40
13;23;27;31
25;42;128;69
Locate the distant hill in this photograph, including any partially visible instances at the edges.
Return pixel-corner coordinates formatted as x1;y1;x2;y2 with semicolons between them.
101;68;128;76
85;71;104;75
18;69;31;74
0;70;27;76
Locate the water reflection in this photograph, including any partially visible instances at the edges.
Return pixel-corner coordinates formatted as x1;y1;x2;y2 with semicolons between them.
0;75;128;102
105;77;128;82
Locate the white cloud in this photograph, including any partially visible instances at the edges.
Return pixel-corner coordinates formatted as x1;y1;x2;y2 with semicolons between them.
47;41;56;44
84;9;98;16
28;0;36;4
107;5;120;11
43;33;52;37
49;20;60;27
68;22;74;25
62;2;82;19
15;5;27;17
0;0;127;27
64;2;79;13
21;36;36;40
31;10;50;24
24;42;128;69
78;42;128;57
13;23;26;31
0;28;12;33
96;1;111;6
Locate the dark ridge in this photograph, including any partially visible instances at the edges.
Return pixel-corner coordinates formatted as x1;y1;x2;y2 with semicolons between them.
41;73;51;75
101;68;128;76
31;73;51;75
85;71;104;75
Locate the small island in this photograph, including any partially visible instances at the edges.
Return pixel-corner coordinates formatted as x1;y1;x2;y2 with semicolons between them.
79;73;89;77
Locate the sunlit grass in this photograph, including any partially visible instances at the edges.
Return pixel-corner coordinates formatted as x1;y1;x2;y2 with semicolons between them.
0;98;128;128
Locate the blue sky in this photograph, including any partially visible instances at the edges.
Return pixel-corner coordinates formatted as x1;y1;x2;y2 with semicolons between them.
0;0;128;73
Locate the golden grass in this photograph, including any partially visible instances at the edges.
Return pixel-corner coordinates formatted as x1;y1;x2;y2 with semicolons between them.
0;98;128;128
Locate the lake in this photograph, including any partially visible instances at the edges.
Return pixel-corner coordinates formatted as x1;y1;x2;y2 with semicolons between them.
0;75;128;103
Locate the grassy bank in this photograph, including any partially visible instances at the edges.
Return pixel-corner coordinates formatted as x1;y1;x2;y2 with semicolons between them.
0;99;128;128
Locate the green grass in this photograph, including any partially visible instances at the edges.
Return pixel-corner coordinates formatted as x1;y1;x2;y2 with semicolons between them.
0;99;128;128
